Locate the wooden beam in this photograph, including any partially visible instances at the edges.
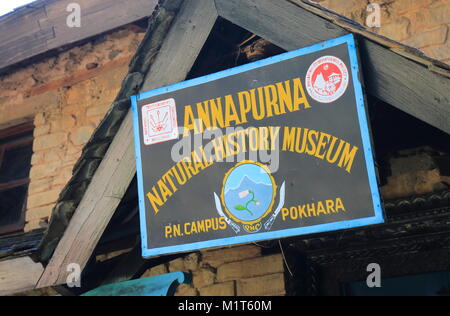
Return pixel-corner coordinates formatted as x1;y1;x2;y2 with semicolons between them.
35;0;450;290
0;179;30;191
142;0;218;90
36;0;218;288
0;122;34;141
0;256;44;296
39;0;158;49
215;0;450;135
214;0;347;49
360;40;450;135
0;0;159;72
36;110;136;288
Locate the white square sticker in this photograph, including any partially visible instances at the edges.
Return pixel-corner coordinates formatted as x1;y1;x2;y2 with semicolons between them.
142;98;179;146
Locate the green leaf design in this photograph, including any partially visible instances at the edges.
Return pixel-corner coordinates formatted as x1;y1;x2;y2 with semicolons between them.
234;205;247;211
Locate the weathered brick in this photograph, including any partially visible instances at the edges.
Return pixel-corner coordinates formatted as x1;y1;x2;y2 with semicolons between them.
422;44;450;61
28;177;53;195
52;167;73;186
202;245;262;268
404;26;448;48
26;205;53;221
379;17;411;41
30;152;45;166
403;9;433;36
216;254;284;282
141;264;168;278
28;89;60;110
86;102;111;117
44;150;65;164
184;253;200;271
24;218;48;232
429;3;450;25
192;269;216;289
61;103;86;117
69;125;95;146
66;144;83;156
199;282;235;296
168;258;186;272
236;273;285;296
380;169;445;199
318;0;363;16
29;160;62;180
33;132;67;151
88;115;105;126
34;113;47;126
318;0;449;62
66;83;93;105
63;114;78;128
34;124;51;137
62;156;79;168
175;284;198;296
27;189;61;209
390;0;434;14
94;65;130;91
0;26;146;228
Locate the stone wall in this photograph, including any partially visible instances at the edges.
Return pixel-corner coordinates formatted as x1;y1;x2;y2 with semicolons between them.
316;0;450;63
141;245;287;296
0;25;145;231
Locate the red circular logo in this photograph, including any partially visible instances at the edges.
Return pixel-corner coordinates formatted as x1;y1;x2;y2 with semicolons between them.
305;56;349;103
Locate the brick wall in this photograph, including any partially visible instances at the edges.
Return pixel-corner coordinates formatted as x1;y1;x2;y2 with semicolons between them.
0;25;145;231
380;147;450;199
316;0;450;63
141;245;287;296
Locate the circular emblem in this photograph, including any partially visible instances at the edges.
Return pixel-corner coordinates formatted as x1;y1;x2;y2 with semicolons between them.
221;161;276;226
305;55;349;103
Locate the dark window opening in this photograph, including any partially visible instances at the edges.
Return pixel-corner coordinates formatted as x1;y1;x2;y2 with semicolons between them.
0;123;34;235
343;270;450;296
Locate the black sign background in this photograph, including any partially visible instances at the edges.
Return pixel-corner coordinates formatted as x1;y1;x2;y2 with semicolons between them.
132;35;384;258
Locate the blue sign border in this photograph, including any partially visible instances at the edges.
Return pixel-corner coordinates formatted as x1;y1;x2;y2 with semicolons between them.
131;34;384;259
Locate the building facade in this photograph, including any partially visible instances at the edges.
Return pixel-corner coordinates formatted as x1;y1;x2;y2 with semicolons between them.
0;0;449;296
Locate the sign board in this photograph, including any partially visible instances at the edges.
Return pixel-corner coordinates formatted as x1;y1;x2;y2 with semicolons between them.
131;34;384;258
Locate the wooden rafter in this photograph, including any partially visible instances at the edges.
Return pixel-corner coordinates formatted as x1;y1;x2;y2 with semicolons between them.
36;0;218;288
0;256;44;296
0;122;34;141
215;0;450;135
0;0;159;73
0;179;30;191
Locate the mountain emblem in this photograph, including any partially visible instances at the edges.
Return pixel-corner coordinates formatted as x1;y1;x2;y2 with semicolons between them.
213;161;286;234
305;55;349;103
